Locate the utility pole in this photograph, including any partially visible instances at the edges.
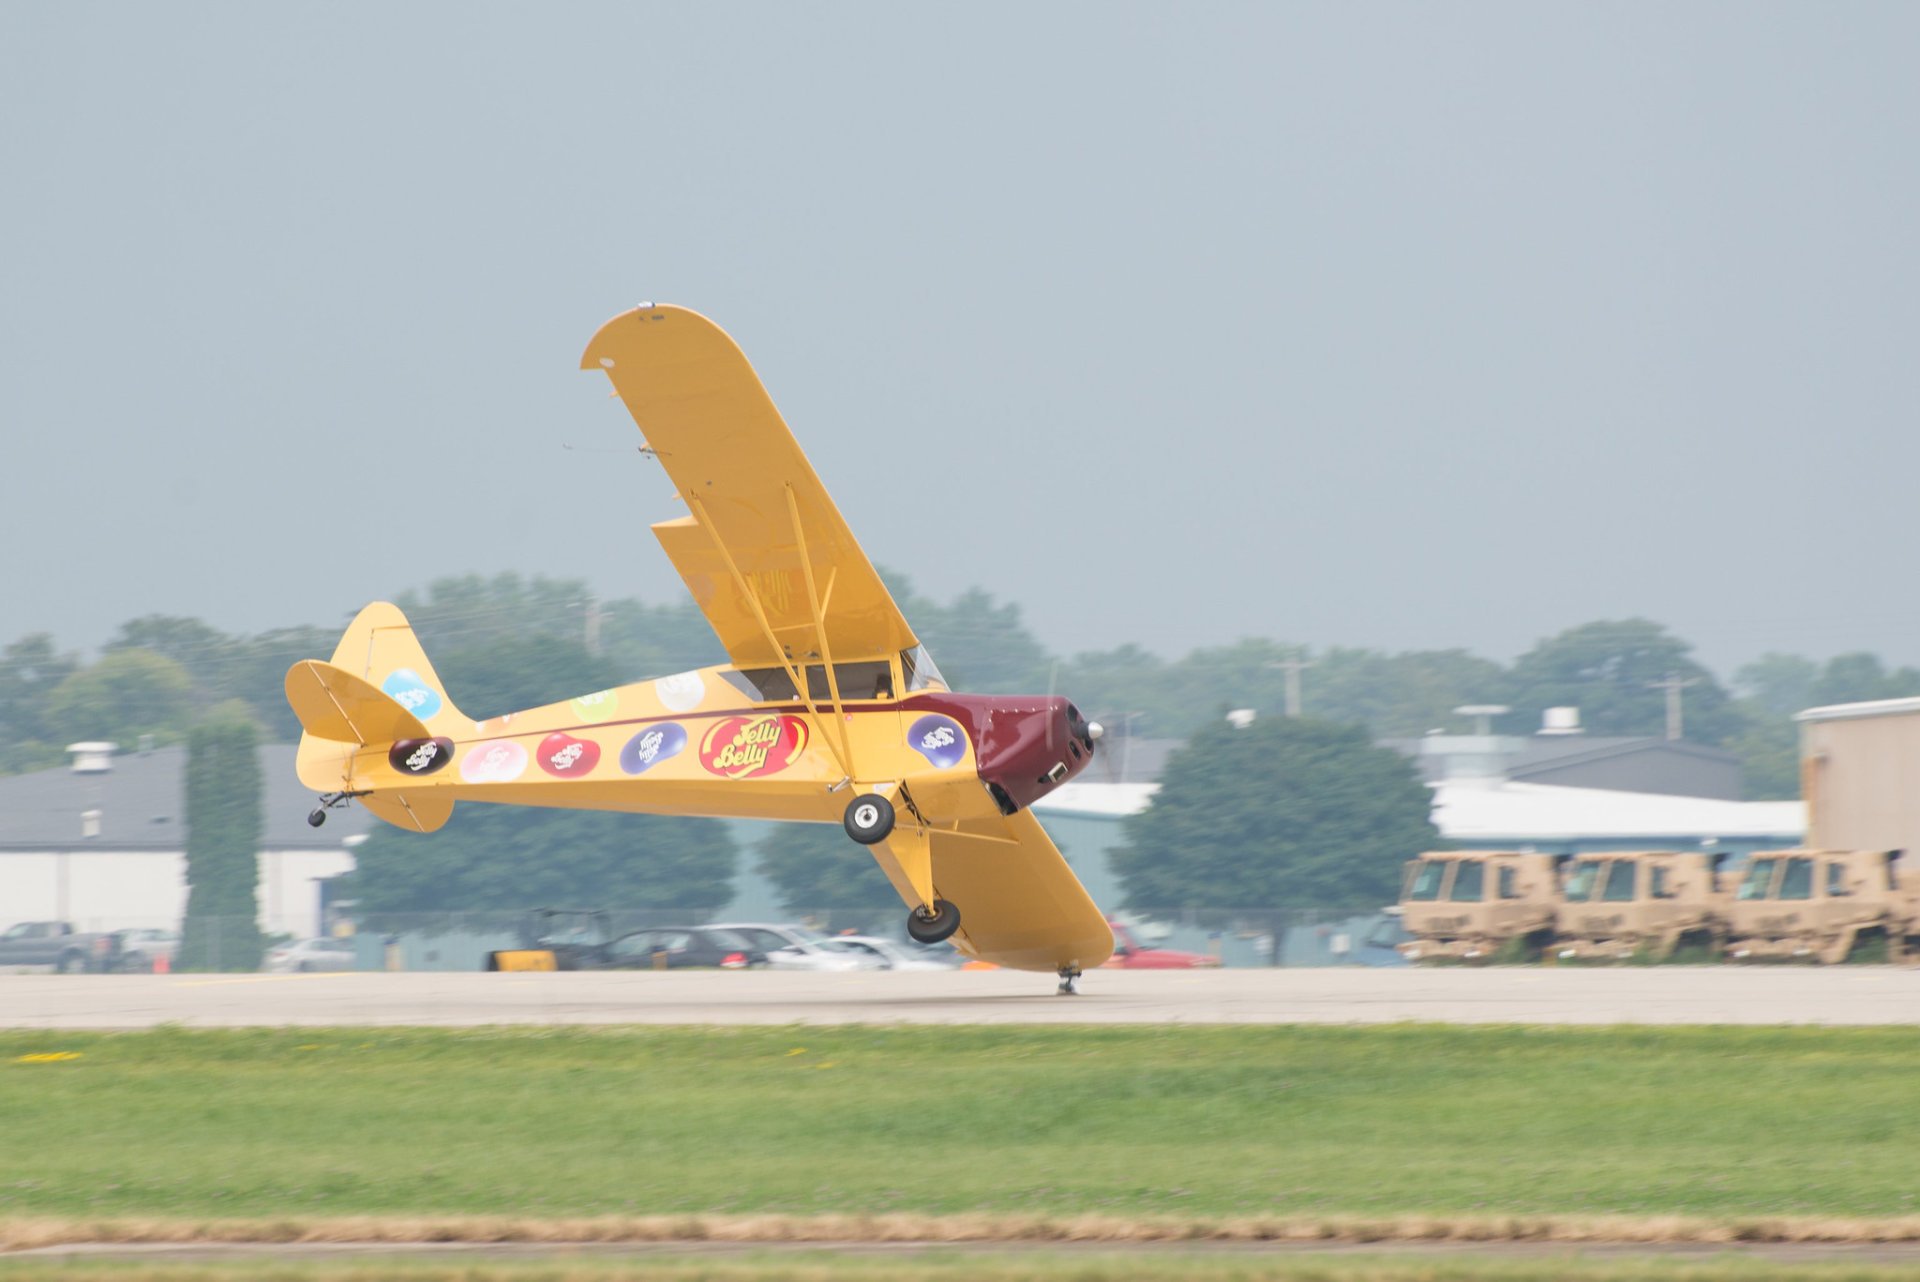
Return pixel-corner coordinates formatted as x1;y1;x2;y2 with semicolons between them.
1266;655;1315;718
1647;672;1699;741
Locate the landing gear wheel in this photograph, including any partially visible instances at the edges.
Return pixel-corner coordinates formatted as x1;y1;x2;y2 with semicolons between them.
907;898;960;944
843;793;895;845
1057;967;1081;996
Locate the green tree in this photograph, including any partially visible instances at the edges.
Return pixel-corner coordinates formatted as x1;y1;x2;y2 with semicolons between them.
1506;619;1738;742
222;625;343;742
42;649;195;746
177;712;265;971
431;634;622;722
1112;716;1438;912
1723;713;1801;801
1308;647;1510;738
0;633;78;773
753;822;900;927
1811;652;1920;708
348;806;737;912
881;570;1054;694
1734;653;1819;719
598;596;722;682
396;573;598;656
106;615;233;692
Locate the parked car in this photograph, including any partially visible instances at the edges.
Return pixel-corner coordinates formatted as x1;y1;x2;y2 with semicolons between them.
705;922;877;971
817;935;959;971
1102;919;1222;969
111;928;180;973
264;937;357;973
0;921;120;973
607;926;767;969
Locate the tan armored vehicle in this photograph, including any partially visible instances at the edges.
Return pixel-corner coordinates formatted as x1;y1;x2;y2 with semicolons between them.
1396;851;1561;963
1721;849;1914;963
1552;851;1729;962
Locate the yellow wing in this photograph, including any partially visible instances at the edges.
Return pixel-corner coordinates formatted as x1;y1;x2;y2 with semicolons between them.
581;305;916;667
929;811;1114;973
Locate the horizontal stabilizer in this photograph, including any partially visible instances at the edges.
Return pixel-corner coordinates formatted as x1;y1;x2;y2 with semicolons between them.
362;790;454;834
285;660;432;746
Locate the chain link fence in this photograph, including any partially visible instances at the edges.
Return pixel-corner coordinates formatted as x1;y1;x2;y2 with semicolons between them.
25;906;1404;973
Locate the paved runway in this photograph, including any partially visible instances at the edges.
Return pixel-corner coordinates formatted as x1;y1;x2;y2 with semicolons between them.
5;965;1920;1028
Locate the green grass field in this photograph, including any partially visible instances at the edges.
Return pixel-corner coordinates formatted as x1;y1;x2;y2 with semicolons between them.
3;1024;1919;1227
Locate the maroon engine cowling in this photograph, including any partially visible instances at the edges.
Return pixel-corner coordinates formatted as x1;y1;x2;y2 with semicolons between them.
898;693;1097;814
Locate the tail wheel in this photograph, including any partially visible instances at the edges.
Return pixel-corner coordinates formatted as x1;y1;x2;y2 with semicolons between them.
843;793;895;845
907;899;961;944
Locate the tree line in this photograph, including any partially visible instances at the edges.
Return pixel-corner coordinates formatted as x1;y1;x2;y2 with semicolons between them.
5;571;1915;918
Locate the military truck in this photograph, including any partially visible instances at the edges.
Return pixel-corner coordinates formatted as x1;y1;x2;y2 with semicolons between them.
1396;851;1562;963
1721;849;1915;964
1552;851;1728;962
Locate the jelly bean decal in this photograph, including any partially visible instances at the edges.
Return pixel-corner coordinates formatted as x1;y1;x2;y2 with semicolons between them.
538;732;601;778
460;739;528;783
907;714;967;769
388;736;454;777
571;690;619;722
698;715;809;779
654;671;706;713
620;723;687;775
382;669;442;720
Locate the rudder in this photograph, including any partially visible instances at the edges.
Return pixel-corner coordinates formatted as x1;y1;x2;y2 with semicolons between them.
288;602;464;834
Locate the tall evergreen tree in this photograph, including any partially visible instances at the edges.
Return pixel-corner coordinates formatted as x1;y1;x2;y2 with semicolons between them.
178;713;265;971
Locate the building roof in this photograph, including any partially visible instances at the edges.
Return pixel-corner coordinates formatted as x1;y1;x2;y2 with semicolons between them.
0;745;375;851
1796;696;1920;724
1030;778;1805;844
1430;778;1804;843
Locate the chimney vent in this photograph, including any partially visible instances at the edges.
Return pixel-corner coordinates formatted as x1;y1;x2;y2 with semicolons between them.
66;742;119;773
1538;707;1583;736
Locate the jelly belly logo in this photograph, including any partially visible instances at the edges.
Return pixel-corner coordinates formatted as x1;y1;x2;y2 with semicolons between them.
570;690;619;722
538;732;601;778
388;736;454;777
620;723;687;775
907;714;967;769
460;739;528;784
698;715;809;779
382;669;442;720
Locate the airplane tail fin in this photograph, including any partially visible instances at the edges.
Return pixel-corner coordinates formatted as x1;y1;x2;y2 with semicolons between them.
286;602;465;834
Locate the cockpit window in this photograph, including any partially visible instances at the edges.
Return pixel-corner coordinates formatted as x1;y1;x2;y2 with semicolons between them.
720;662;897;704
902;645;947;692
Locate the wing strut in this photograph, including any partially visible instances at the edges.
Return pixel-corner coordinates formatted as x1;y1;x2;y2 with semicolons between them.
784;483;858;781
684;494;856;782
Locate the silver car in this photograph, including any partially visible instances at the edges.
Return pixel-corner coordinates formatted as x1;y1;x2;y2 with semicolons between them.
817;935;959;971
703;922;877;972
263;937;358;973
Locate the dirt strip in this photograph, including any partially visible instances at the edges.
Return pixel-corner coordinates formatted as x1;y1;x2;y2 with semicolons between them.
13;1214;1920;1253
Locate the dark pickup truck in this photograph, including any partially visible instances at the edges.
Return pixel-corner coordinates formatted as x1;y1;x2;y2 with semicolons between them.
0;921;121;973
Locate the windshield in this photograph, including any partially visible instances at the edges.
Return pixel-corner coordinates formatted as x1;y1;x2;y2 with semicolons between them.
1779;857;1813;900
1448;860;1485;902
1405;861;1447;902
1564;860;1602;902
1737;859;1778;902
902;645;947;692
1601;859;1637;903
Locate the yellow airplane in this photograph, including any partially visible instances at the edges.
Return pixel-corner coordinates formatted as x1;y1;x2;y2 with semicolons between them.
287;304;1114;992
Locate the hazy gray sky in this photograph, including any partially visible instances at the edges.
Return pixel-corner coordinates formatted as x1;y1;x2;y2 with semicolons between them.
4;3;1917;676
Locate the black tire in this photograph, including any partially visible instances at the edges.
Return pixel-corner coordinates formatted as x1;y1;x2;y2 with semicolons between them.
56;952;85;975
843;793;895;845
297;961;313;973
907;898;961;944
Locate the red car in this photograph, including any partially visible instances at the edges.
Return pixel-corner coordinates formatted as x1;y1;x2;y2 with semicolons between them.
1102;920;1221;969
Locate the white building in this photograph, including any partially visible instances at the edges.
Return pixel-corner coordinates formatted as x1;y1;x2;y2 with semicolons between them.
0;742;370;937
